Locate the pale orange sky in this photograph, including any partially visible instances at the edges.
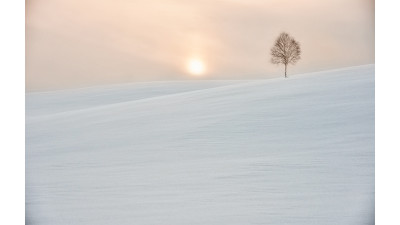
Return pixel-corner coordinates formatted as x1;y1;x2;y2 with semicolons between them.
26;0;374;91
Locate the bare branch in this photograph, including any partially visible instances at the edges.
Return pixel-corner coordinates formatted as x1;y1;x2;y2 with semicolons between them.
270;32;301;77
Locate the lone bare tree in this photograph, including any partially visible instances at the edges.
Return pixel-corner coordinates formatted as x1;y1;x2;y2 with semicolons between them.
270;32;301;78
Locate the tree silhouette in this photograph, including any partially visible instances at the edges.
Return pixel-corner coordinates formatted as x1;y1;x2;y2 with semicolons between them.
271;32;301;78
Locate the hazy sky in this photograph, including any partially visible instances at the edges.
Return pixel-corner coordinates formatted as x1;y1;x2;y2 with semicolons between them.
26;0;374;91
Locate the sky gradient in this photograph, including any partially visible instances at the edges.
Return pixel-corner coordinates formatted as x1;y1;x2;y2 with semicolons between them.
26;0;374;91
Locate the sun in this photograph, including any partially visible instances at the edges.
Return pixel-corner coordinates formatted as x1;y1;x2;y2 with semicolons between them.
187;59;205;76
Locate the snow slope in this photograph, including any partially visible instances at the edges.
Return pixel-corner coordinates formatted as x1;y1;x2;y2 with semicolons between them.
26;65;374;225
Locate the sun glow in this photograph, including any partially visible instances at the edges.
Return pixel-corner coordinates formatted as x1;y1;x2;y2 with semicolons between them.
187;59;206;76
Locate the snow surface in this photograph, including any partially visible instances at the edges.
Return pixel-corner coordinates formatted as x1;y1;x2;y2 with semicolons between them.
26;65;374;225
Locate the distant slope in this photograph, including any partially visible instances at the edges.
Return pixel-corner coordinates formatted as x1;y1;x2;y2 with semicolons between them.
26;80;245;117
26;65;374;225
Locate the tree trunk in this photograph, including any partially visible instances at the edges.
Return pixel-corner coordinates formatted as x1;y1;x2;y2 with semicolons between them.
284;64;287;78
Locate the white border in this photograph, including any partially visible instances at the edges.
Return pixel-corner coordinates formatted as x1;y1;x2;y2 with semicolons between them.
0;1;25;225
376;1;400;225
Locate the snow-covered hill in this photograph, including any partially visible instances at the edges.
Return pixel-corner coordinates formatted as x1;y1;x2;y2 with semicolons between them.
26;65;374;225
